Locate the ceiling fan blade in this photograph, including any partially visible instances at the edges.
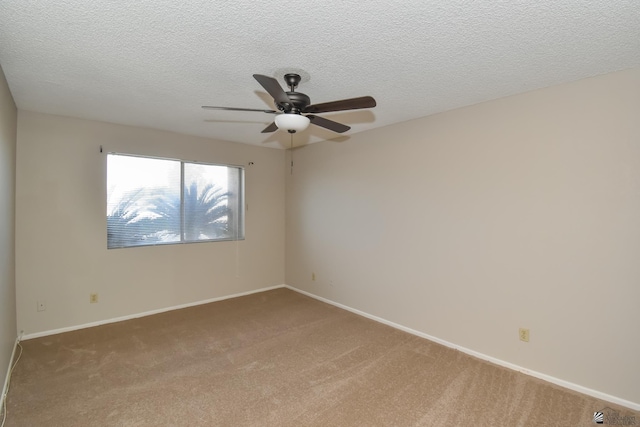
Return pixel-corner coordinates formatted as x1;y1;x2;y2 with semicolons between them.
303;96;376;114
253;74;293;110
202;106;278;114
261;122;278;133
307;115;351;133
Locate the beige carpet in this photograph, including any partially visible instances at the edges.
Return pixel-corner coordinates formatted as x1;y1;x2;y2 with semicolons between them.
5;288;638;426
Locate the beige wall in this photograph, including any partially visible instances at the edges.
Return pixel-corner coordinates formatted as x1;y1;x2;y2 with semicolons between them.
286;69;640;405
0;65;17;386
16;112;286;335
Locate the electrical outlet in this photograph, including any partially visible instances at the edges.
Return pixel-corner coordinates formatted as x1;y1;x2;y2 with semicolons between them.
37;300;46;312
90;293;99;304
312;272;316;281
519;328;530;342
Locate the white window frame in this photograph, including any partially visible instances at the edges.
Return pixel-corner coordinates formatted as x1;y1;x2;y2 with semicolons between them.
107;153;244;249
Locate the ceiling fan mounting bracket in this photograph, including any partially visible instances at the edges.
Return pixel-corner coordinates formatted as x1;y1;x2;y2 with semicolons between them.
284;73;301;91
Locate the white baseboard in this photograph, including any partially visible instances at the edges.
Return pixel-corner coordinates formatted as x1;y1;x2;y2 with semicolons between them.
2;333;21;410
21;285;286;341
285;285;640;412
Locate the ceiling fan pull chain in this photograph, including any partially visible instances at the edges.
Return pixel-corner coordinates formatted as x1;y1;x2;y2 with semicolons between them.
290;133;294;175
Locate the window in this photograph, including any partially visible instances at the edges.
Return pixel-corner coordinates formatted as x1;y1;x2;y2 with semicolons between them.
107;154;244;249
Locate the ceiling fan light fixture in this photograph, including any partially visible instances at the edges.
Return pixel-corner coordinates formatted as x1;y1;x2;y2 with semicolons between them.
275;113;310;133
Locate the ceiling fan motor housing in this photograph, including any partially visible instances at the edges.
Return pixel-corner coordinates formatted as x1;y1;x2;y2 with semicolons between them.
281;91;310;113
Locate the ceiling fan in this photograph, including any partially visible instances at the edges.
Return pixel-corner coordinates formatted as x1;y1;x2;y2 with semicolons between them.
202;73;376;134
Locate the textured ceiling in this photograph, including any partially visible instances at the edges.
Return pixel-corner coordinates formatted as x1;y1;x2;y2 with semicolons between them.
1;1;639;149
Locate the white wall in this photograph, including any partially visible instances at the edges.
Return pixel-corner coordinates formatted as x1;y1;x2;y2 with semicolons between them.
16;111;286;335
0;65;17;387
286;69;640;405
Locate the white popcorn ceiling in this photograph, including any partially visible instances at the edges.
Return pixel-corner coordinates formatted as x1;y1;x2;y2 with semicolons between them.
0;1;639;149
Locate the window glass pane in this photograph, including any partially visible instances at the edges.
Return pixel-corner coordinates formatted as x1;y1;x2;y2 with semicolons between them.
183;163;231;241
107;155;180;248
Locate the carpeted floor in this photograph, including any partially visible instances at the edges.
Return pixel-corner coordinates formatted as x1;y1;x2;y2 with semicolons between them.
5;288;638;426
